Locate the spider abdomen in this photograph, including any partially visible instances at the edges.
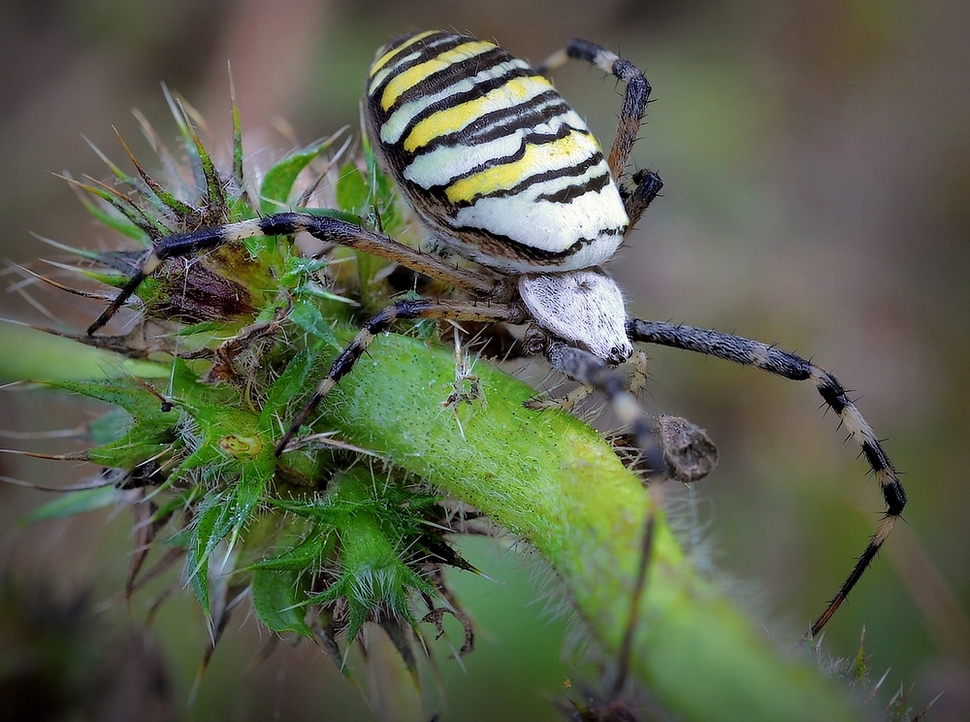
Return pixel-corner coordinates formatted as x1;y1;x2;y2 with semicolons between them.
365;30;629;275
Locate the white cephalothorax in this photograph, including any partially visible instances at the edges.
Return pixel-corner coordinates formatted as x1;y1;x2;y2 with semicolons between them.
519;270;633;364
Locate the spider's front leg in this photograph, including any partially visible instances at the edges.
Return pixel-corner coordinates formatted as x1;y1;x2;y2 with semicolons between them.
542;340;718;484
622;169;664;229
542;340;666;477
538;39;661;228
539;39;651;181
275;298;526;455
627;318;907;636
86;213;502;336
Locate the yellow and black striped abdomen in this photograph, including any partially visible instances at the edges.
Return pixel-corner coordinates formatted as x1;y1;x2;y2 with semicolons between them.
365;31;629;275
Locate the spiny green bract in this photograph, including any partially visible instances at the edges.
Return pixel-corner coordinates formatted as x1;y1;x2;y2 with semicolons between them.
27;88;478;671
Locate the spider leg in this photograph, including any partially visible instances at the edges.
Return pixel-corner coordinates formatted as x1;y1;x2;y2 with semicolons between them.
523;383;594;413
539;40;651;181
538;40;660;230
612;508;656;701
86;212;502;335
627;319;907;636
545;340;665;476
623;169;664;229
275;298;526;456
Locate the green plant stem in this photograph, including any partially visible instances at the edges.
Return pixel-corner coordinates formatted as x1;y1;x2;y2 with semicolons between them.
316;332;862;722
4;320;863;720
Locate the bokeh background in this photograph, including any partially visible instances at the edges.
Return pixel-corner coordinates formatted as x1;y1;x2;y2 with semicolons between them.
2;0;968;719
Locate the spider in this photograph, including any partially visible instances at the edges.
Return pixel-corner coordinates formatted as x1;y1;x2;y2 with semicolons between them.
85;30;905;637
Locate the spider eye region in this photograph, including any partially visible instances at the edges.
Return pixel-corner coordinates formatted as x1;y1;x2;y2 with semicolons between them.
518;270;633;364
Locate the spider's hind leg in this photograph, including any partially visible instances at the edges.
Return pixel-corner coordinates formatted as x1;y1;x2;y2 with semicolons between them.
627;318;907;636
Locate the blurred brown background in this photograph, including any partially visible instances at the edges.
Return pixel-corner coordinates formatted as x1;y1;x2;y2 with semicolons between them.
2;0;968;719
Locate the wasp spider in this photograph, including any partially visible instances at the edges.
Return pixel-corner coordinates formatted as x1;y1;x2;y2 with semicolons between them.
86;30;906;637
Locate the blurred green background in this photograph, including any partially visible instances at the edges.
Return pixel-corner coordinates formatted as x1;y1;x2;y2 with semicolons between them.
1;0;968;719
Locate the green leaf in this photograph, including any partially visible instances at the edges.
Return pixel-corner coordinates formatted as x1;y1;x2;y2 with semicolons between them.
262;348;315;420
152;485;201;527
22;486;122;523
227;465;267;543
194;131;227;213
251;527;332;572
105;132;197;219
87;408;133;445
335;161;388;299
280;256;329;287
268;497;352;525
187;495;233;613
335;162;369;216
304;206;365;225
46;377;169;422
162;87;214;208
72;180;151;243
363;137;402;234
288;302;340;351
38;375;178;470
73;176;171;239
252;568;312;637
85;136;146;198
260;140;328;215
230;72;245;192
0;322;168;381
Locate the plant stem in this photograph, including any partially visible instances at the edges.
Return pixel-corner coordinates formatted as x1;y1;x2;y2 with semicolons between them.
318;332;862;722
